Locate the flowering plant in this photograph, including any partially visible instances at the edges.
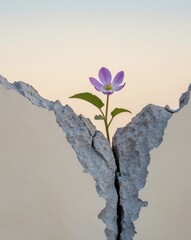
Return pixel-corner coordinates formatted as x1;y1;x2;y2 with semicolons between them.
70;67;131;143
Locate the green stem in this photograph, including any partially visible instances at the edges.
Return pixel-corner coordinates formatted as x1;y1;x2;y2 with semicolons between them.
104;94;110;143
99;108;105;117
108;117;113;128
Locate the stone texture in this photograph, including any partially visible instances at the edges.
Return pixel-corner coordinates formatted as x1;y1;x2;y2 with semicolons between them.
1;74;190;240
112;105;172;240
0;75;118;240
134;88;191;240
0;84;106;240
112;83;191;240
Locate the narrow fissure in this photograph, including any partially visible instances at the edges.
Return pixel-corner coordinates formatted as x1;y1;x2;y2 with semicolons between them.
115;174;122;240
113;147;122;240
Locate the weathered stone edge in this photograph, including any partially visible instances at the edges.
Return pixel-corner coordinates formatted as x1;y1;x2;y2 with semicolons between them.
0;75;118;240
112;83;191;240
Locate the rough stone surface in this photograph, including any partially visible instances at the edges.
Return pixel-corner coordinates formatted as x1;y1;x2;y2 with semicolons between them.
0;75;118;240
165;83;191;113
112;105;172;240
1;74;191;240
112;83;191;240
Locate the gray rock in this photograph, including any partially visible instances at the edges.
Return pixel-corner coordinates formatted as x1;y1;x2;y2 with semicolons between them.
112;104;172;240
0;75;118;240
112;84;191;240
165;83;191;113
1;74;191;240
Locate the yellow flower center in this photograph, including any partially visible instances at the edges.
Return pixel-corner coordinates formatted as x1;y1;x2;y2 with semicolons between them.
105;84;112;90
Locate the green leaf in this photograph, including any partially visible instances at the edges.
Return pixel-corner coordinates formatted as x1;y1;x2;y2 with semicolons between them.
111;108;132;118
94;115;105;120
70;92;104;109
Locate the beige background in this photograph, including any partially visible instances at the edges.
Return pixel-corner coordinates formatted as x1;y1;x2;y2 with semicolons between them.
135;100;191;239
0;85;105;240
1;1;191;139
1;81;191;240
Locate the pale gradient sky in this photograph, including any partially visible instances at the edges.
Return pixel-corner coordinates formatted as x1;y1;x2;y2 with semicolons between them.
0;0;191;136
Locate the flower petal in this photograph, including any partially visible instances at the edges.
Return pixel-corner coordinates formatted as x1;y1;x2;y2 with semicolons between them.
112;71;124;86
89;77;105;92
98;67;112;84
102;91;113;95
112;83;126;92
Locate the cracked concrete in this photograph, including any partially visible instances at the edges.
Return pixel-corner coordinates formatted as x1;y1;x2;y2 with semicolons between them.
112;105;172;239
0;75;190;240
134;86;191;240
0;75;118;240
112;84;191;240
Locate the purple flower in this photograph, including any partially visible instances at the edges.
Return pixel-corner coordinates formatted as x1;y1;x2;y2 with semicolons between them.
89;67;125;95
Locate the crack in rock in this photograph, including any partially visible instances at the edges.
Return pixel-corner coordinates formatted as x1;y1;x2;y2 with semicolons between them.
112;105;172;240
1;74;190;240
0;75;118;240
112;83;191;240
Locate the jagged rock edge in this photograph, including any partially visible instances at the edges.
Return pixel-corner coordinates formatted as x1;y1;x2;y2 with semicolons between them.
0;76;118;240
1;75;190;240
112;83;191;240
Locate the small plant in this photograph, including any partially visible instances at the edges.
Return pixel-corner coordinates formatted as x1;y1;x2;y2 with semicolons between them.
70;67;131;143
